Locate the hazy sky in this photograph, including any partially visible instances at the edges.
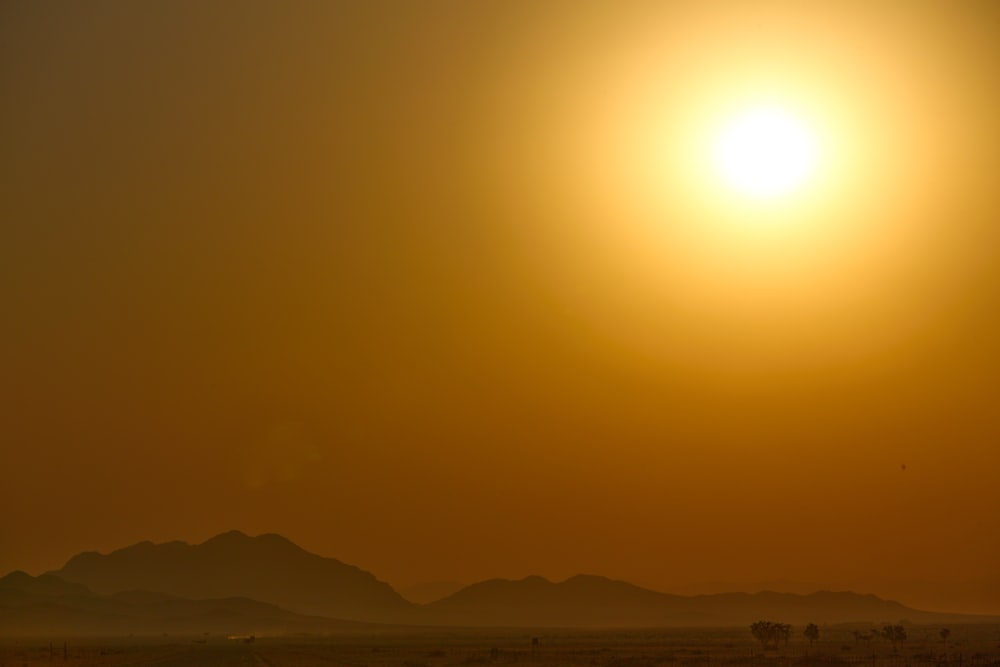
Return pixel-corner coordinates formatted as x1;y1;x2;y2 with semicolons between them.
2;1;998;613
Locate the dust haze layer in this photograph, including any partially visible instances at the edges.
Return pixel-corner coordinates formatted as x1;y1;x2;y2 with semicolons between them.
1;0;999;615
3;532;991;634
0;569;384;637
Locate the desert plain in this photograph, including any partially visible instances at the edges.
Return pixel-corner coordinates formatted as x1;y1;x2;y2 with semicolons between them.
3;625;999;667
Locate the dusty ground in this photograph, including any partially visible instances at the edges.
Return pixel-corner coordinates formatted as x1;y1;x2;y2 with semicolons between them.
2;625;998;667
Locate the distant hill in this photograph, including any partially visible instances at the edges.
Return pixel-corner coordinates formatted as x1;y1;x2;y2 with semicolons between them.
23;532;999;631
650;579;1000;617
0;571;384;636
424;575;996;628
0;570;92;597
49;531;417;623
399;581;466;604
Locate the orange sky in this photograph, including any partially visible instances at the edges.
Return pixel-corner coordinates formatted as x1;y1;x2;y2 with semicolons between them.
2;1;998;614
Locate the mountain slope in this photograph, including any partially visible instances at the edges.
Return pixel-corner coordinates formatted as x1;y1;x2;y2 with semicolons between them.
424;575;996;627
0;570;92;597
399;581;466;604
0;571;383;636
50;531;416;623
37;533;1000;630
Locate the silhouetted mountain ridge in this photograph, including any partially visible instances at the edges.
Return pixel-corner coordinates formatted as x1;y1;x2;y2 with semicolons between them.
0;571;385;636
19;532;998;630
0;570;92;597
51;530;416;623
424;575;994;627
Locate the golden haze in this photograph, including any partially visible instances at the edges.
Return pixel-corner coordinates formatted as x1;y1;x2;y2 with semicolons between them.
0;1;998;615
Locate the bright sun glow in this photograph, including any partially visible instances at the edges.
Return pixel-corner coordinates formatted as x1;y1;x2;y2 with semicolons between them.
711;106;820;200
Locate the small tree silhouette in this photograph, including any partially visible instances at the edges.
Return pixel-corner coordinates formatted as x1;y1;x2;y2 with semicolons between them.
751;621;779;650
751;621;790;650
940;628;950;649
777;623;791;647
804;623;820;646
881;625;907;653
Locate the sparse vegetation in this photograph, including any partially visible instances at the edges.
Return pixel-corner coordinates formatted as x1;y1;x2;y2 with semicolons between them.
805;623;820;646
880;624;907;653
750;621;790;650
1;625;998;667
852;630;875;644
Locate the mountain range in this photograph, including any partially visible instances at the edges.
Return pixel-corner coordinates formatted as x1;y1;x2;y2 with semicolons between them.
0;569;380;636
421;575;992;628
1;531;994;635
52;530;414;623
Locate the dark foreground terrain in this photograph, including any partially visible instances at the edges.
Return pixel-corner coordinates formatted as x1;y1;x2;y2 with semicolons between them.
2;625;998;667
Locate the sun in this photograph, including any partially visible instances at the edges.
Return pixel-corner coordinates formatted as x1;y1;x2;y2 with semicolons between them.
711;105;820;200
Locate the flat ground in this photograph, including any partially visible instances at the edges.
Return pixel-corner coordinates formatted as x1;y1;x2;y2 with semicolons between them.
2;625;998;667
